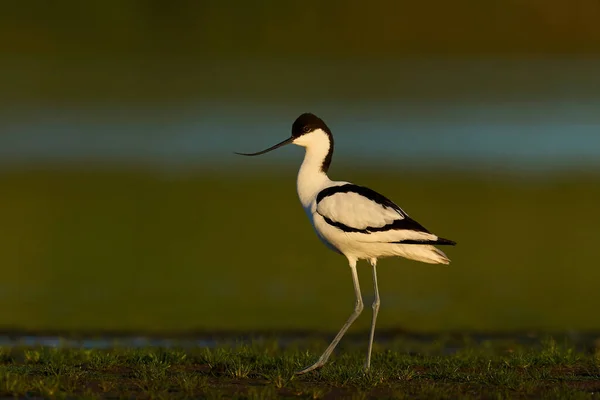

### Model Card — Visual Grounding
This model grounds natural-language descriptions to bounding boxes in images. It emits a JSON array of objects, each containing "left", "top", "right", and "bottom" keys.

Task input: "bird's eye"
[{"left": 302, "top": 126, "right": 311, "bottom": 133}]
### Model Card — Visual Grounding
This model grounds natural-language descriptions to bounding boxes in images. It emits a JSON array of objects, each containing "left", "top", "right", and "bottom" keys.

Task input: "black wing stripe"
[
  {"left": 321, "top": 215, "right": 430, "bottom": 234},
  {"left": 321, "top": 216, "right": 364, "bottom": 233},
  {"left": 395, "top": 238, "right": 457, "bottom": 246}
]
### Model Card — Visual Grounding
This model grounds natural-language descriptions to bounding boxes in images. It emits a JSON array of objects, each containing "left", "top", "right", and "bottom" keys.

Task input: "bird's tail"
[
  {"left": 434, "top": 237, "right": 457, "bottom": 246},
  {"left": 393, "top": 244, "right": 453, "bottom": 265}
]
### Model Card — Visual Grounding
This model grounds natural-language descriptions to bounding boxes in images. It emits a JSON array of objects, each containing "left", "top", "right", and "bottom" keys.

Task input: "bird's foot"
[
  {"left": 363, "top": 360, "right": 371, "bottom": 374},
  {"left": 295, "top": 359, "right": 326, "bottom": 375}
]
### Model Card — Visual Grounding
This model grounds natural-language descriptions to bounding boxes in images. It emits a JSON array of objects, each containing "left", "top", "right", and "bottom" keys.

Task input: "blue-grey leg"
[
  {"left": 295, "top": 257, "right": 364, "bottom": 375},
  {"left": 364, "top": 258, "right": 380, "bottom": 371}
]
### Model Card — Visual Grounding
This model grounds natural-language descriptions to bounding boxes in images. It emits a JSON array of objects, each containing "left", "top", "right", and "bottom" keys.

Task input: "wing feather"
[{"left": 315, "top": 184, "right": 437, "bottom": 243}]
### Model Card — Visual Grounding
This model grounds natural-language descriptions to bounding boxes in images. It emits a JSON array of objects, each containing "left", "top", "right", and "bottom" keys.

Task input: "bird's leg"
[
  {"left": 364, "top": 258, "right": 380, "bottom": 372},
  {"left": 295, "top": 258, "right": 363, "bottom": 375}
]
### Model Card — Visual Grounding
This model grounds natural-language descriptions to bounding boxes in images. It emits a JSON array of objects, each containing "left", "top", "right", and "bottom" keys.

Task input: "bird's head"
[{"left": 235, "top": 113, "right": 333, "bottom": 156}]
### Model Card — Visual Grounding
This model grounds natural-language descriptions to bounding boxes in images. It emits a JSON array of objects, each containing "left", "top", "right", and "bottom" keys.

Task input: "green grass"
[
  {"left": 1, "top": 166, "right": 600, "bottom": 334},
  {"left": 0, "top": 337, "right": 599, "bottom": 399}
]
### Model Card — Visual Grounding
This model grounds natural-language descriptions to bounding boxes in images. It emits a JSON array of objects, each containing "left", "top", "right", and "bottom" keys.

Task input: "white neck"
[{"left": 295, "top": 131, "right": 332, "bottom": 208}]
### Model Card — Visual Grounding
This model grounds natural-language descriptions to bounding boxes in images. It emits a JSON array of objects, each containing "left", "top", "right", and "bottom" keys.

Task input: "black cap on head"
[
  {"left": 292, "top": 113, "right": 332, "bottom": 138},
  {"left": 291, "top": 113, "right": 334, "bottom": 173},
  {"left": 236, "top": 112, "right": 335, "bottom": 173}
]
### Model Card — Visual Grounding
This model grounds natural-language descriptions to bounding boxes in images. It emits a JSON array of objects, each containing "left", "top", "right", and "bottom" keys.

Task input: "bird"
[{"left": 235, "top": 113, "right": 455, "bottom": 374}]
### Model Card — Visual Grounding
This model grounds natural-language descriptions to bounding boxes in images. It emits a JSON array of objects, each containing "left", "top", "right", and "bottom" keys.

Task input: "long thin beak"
[{"left": 234, "top": 137, "right": 294, "bottom": 156}]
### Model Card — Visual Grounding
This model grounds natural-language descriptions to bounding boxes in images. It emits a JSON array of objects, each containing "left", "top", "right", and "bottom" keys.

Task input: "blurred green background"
[{"left": 1, "top": 1, "right": 600, "bottom": 335}]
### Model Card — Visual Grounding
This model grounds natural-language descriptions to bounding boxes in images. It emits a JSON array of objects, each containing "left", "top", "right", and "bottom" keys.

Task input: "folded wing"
[{"left": 316, "top": 184, "right": 447, "bottom": 244}]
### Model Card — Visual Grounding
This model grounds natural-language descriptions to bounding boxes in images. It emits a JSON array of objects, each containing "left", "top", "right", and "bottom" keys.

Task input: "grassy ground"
[
  {"left": 1, "top": 167, "right": 600, "bottom": 334},
  {"left": 0, "top": 336, "right": 599, "bottom": 399}
]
